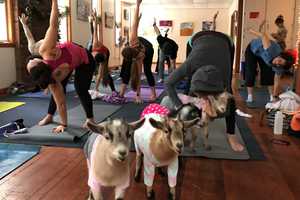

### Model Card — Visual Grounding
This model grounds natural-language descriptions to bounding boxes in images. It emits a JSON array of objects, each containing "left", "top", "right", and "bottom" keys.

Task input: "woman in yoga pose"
[
  {"left": 87, "top": 10, "right": 118, "bottom": 99},
  {"left": 26, "top": 0, "right": 96, "bottom": 133},
  {"left": 164, "top": 31, "right": 244, "bottom": 152},
  {"left": 119, "top": 0, "right": 157, "bottom": 103}
]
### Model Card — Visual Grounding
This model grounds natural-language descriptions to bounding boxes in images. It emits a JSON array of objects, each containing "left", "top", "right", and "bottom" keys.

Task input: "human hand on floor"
[
  {"left": 135, "top": 96, "right": 143, "bottom": 104},
  {"left": 52, "top": 125, "right": 66, "bottom": 133}
]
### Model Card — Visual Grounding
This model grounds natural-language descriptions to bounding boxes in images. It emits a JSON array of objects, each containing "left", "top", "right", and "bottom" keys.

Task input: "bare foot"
[
  {"left": 83, "top": 118, "right": 96, "bottom": 129},
  {"left": 227, "top": 134, "right": 244, "bottom": 152},
  {"left": 38, "top": 114, "right": 53, "bottom": 126}
]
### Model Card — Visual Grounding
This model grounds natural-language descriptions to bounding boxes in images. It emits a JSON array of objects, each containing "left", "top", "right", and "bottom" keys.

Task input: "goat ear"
[
  {"left": 149, "top": 118, "right": 165, "bottom": 130},
  {"left": 183, "top": 117, "right": 200, "bottom": 128},
  {"left": 129, "top": 118, "right": 145, "bottom": 131},
  {"left": 87, "top": 121, "right": 105, "bottom": 134}
]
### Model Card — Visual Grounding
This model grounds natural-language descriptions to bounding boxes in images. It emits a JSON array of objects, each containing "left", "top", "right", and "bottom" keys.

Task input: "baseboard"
[{"left": 0, "top": 87, "right": 8, "bottom": 96}]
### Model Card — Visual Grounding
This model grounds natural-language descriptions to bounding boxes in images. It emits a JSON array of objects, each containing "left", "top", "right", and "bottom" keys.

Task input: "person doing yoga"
[
  {"left": 119, "top": 0, "right": 157, "bottom": 103},
  {"left": 164, "top": 31, "right": 244, "bottom": 152},
  {"left": 26, "top": 0, "right": 96, "bottom": 133},
  {"left": 87, "top": 10, "right": 117, "bottom": 97}
]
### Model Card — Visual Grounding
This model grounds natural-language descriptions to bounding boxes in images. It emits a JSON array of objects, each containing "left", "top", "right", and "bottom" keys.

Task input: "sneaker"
[
  {"left": 4, "top": 128, "right": 28, "bottom": 137},
  {"left": 157, "top": 79, "right": 164, "bottom": 84}
]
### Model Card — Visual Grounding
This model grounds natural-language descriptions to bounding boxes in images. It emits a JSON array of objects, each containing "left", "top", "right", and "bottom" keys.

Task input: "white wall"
[
  {"left": 138, "top": 6, "right": 229, "bottom": 63},
  {"left": 0, "top": 48, "right": 16, "bottom": 88},
  {"left": 70, "top": 1, "right": 90, "bottom": 46},
  {"left": 241, "top": 0, "right": 296, "bottom": 61}
]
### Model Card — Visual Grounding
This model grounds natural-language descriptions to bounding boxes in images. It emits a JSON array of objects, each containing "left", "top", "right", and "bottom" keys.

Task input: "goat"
[
  {"left": 192, "top": 91, "right": 233, "bottom": 150},
  {"left": 133, "top": 103, "right": 200, "bottom": 200},
  {"left": 84, "top": 118, "right": 145, "bottom": 200}
]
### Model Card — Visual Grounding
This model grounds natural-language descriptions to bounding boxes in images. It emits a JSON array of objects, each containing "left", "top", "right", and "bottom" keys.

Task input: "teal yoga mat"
[{"left": 0, "top": 143, "right": 40, "bottom": 179}]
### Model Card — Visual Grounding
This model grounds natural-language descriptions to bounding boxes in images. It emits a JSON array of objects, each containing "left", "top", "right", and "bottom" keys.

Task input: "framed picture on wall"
[
  {"left": 77, "top": 0, "right": 91, "bottom": 21},
  {"left": 105, "top": 12, "right": 114, "bottom": 29},
  {"left": 123, "top": 9, "right": 129, "bottom": 21},
  {"left": 180, "top": 22, "right": 193, "bottom": 36}
]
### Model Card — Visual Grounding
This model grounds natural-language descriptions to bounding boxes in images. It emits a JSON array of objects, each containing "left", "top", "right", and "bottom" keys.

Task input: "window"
[
  {"left": 0, "top": 0, "right": 14, "bottom": 45},
  {"left": 58, "top": 0, "right": 71, "bottom": 42}
]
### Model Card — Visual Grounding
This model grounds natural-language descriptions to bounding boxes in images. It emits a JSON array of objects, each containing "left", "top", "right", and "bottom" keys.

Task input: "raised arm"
[
  {"left": 92, "top": 13, "right": 99, "bottom": 49},
  {"left": 97, "top": 16, "right": 104, "bottom": 44},
  {"left": 130, "top": 0, "right": 142, "bottom": 43},
  {"left": 39, "top": 0, "right": 59, "bottom": 55},
  {"left": 19, "top": 14, "right": 36, "bottom": 51},
  {"left": 153, "top": 18, "right": 161, "bottom": 36},
  {"left": 212, "top": 11, "right": 219, "bottom": 31}
]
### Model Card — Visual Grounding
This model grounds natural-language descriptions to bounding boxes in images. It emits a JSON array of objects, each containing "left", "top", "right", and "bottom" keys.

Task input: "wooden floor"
[{"left": 1, "top": 82, "right": 300, "bottom": 200}]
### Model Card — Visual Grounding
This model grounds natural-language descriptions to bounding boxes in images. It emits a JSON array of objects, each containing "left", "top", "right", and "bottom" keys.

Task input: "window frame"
[{"left": 0, "top": 0, "right": 15, "bottom": 47}]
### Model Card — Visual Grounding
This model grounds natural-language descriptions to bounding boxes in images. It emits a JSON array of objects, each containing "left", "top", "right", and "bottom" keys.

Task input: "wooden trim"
[
  {"left": 0, "top": 0, "right": 15, "bottom": 45},
  {"left": 67, "top": 0, "right": 72, "bottom": 41},
  {"left": 234, "top": 0, "right": 244, "bottom": 74},
  {"left": 0, "top": 42, "right": 15, "bottom": 47}
]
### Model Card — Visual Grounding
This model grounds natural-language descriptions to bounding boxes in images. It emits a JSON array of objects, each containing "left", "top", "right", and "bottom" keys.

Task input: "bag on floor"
[
  {"left": 266, "top": 110, "right": 292, "bottom": 130},
  {"left": 265, "top": 91, "right": 300, "bottom": 112},
  {"left": 0, "top": 119, "right": 27, "bottom": 137}
]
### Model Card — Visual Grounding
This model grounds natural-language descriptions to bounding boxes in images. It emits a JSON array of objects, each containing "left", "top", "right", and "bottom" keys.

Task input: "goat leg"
[
  {"left": 168, "top": 187, "right": 176, "bottom": 200},
  {"left": 134, "top": 154, "right": 143, "bottom": 182},
  {"left": 202, "top": 125, "right": 211, "bottom": 150},
  {"left": 115, "top": 187, "right": 125, "bottom": 200},
  {"left": 89, "top": 188, "right": 103, "bottom": 200},
  {"left": 146, "top": 186, "right": 155, "bottom": 199}
]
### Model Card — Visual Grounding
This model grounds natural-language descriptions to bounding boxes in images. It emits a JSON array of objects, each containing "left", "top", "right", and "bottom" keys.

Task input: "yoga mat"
[
  {"left": 182, "top": 118, "right": 250, "bottom": 160},
  {"left": 125, "top": 87, "right": 164, "bottom": 102},
  {"left": 0, "top": 143, "right": 40, "bottom": 179},
  {"left": 18, "top": 84, "right": 75, "bottom": 98},
  {"left": 2, "top": 104, "right": 121, "bottom": 148},
  {"left": 0, "top": 102, "right": 25, "bottom": 113},
  {"left": 111, "top": 102, "right": 264, "bottom": 160},
  {"left": 239, "top": 87, "right": 270, "bottom": 109}
]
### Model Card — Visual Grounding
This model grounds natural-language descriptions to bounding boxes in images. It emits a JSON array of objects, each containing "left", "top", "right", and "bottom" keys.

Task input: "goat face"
[
  {"left": 87, "top": 118, "right": 145, "bottom": 162},
  {"left": 175, "top": 103, "right": 202, "bottom": 121},
  {"left": 206, "top": 92, "right": 232, "bottom": 117},
  {"left": 149, "top": 117, "right": 200, "bottom": 154}
]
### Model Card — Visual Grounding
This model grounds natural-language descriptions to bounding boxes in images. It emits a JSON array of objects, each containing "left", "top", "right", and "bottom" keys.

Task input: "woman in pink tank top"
[{"left": 26, "top": 0, "right": 96, "bottom": 133}]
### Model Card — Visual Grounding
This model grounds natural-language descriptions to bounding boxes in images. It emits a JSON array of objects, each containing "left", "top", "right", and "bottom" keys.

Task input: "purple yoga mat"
[{"left": 125, "top": 87, "right": 164, "bottom": 102}]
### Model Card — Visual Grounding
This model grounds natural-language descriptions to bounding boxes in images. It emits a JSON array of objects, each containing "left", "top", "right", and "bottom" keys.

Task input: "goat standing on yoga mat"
[
  {"left": 85, "top": 118, "right": 145, "bottom": 200},
  {"left": 26, "top": 0, "right": 96, "bottom": 133},
  {"left": 134, "top": 104, "right": 199, "bottom": 200}
]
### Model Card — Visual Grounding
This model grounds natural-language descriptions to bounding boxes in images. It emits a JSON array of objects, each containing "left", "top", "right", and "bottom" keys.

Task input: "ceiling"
[{"left": 124, "top": 0, "right": 234, "bottom": 8}]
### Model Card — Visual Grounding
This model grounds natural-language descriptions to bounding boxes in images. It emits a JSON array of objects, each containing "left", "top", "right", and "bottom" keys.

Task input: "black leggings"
[
  {"left": 244, "top": 45, "right": 274, "bottom": 87},
  {"left": 48, "top": 50, "right": 96, "bottom": 119},
  {"left": 121, "top": 47, "right": 155, "bottom": 87}
]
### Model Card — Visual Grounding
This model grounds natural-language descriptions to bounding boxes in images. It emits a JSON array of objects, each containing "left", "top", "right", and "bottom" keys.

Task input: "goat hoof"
[
  {"left": 157, "top": 167, "right": 166, "bottom": 177},
  {"left": 146, "top": 190, "right": 155, "bottom": 200},
  {"left": 134, "top": 173, "right": 141, "bottom": 182},
  {"left": 116, "top": 198, "right": 123, "bottom": 200},
  {"left": 168, "top": 192, "right": 175, "bottom": 200}
]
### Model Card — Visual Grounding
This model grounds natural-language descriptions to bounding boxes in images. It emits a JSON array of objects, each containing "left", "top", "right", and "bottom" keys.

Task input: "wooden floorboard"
[{"left": 1, "top": 86, "right": 300, "bottom": 199}]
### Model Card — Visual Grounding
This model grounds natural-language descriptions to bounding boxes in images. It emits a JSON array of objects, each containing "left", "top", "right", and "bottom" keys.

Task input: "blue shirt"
[{"left": 250, "top": 38, "right": 282, "bottom": 66}]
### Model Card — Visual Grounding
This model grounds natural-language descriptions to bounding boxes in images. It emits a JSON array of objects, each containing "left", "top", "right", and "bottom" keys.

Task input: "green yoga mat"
[
  {"left": 0, "top": 102, "right": 25, "bottom": 113},
  {"left": 0, "top": 143, "right": 40, "bottom": 179}
]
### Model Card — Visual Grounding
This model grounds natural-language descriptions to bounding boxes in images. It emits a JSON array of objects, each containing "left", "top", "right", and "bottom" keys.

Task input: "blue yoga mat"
[
  {"left": 0, "top": 143, "right": 40, "bottom": 179},
  {"left": 19, "top": 84, "right": 75, "bottom": 98}
]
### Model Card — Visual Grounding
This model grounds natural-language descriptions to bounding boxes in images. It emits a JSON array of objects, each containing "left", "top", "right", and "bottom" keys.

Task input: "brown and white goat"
[
  {"left": 191, "top": 91, "right": 233, "bottom": 150},
  {"left": 84, "top": 118, "right": 145, "bottom": 200},
  {"left": 133, "top": 114, "right": 199, "bottom": 200}
]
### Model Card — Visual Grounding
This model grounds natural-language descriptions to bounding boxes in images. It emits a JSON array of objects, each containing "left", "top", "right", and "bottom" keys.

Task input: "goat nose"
[
  {"left": 119, "top": 150, "right": 127, "bottom": 157},
  {"left": 176, "top": 143, "right": 183, "bottom": 149}
]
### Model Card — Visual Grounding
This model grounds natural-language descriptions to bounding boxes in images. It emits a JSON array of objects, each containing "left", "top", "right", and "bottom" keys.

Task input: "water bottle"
[{"left": 274, "top": 111, "right": 284, "bottom": 135}]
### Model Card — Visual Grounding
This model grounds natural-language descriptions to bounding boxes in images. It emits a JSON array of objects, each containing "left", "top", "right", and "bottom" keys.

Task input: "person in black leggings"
[
  {"left": 164, "top": 31, "right": 244, "bottom": 152},
  {"left": 86, "top": 10, "right": 116, "bottom": 96},
  {"left": 121, "top": 36, "right": 157, "bottom": 101}
]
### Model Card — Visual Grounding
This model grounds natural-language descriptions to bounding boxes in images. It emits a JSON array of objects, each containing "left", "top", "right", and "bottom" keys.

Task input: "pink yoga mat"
[{"left": 125, "top": 87, "right": 164, "bottom": 102}]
